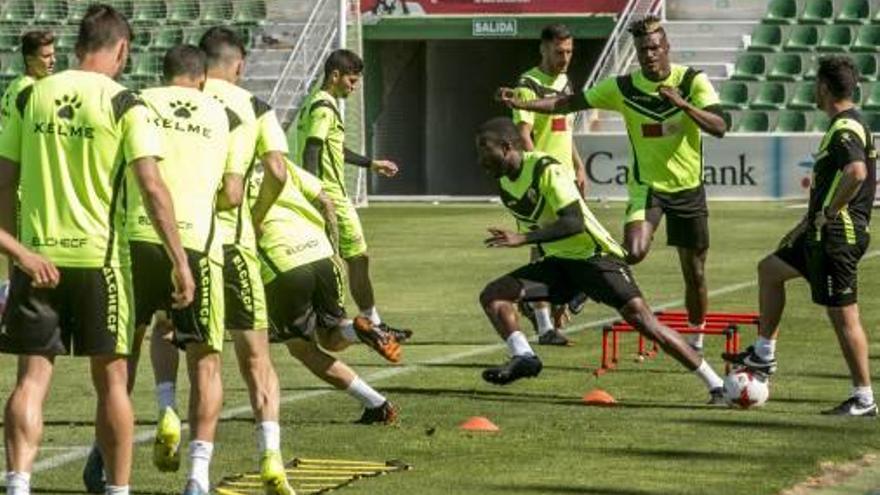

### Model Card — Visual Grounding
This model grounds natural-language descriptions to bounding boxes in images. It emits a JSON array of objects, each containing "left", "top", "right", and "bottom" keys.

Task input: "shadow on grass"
[
  {"left": 379, "top": 385, "right": 583, "bottom": 407},
  {"left": 34, "top": 489, "right": 173, "bottom": 495},
  {"left": 601, "top": 446, "right": 746, "bottom": 461},
  {"left": 476, "top": 482, "right": 662, "bottom": 494},
  {"left": 396, "top": 340, "right": 496, "bottom": 346},
  {"left": 673, "top": 417, "right": 876, "bottom": 432}
]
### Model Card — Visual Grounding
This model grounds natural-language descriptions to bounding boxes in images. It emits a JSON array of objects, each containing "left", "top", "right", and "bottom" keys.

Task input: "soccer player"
[
  {"left": 475, "top": 117, "right": 724, "bottom": 404},
  {"left": 253, "top": 158, "right": 400, "bottom": 423},
  {"left": 724, "top": 56, "right": 878, "bottom": 416},
  {"left": 498, "top": 15, "right": 727, "bottom": 354},
  {"left": 295, "top": 49, "right": 410, "bottom": 342},
  {"left": 0, "top": 5, "right": 195, "bottom": 495},
  {"left": 0, "top": 30, "right": 55, "bottom": 128},
  {"left": 511, "top": 23, "right": 588, "bottom": 346}
]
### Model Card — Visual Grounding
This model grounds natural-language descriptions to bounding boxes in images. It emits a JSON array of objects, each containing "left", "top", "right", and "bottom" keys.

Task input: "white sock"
[
  {"left": 755, "top": 336, "right": 776, "bottom": 361},
  {"left": 105, "top": 486, "right": 129, "bottom": 495},
  {"left": 687, "top": 321, "right": 705, "bottom": 350},
  {"left": 256, "top": 421, "right": 281, "bottom": 453},
  {"left": 853, "top": 386, "right": 875, "bottom": 404},
  {"left": 360, "top": 307, "right": 382, "bottom": 326},
  {"left": 156, "top": 381, "right": 176, "bottom": 413},
  {"left": 505, "top": 331, "right": 535, "bottom": 357},
  {"left": 533, "top": 304, "right": 554, "bottom": 335},
  {"left": 5, "top": 471, "right": 30, "bottom": 495},
  {"left": 346, "top": 376, "right": 387, "bottom": 408},
  {"left": 188, "top": 440, "right": 214, "bottom": 492},
  {"left": 694, "top": 360, "right": 724, "bottom": 391},
  {"left": 339, "top": 320, "right": 358, "bottom": 343}
]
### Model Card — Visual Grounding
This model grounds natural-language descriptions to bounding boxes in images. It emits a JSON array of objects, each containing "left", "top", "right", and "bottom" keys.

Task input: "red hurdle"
[{"left": 594, "top": 311, "right": 759, "bottom": 377}]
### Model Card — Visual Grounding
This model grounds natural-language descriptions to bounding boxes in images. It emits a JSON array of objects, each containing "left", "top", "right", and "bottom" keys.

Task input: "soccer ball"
[{"left": 722, "top": 369, "right": 770, "bottom": 408}]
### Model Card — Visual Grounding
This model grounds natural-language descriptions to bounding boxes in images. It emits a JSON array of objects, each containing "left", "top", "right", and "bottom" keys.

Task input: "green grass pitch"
[{"left": 8, "top": 202, "right": 880, "bottom": 494}]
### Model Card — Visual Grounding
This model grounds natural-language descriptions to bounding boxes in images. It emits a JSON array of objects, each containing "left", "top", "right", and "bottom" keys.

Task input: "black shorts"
[
  {"left": 265, "top": 257, "right": 346, "bottom": 343},
  {"left": 0, "top": 265, "right": 132, "bottom": 356},
  {"left": 130, "top": 241, "right": 224, "bottom": 349},
  {"left": 223, "top": 244, "right": 268, "bottom": 331},
  {"left": 508, "top": 255, "right": 642, "bottom": 310},
  {"left": 774, "top": 229, "right": 869, "bottom": 307},
  {"left": 628, "top": 185, "right": 710, "bottom": 250}
]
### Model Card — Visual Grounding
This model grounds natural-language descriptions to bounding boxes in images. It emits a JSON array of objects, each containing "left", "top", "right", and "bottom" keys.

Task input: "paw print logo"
[
  {"left": 55, "top": 94, "right": 82, "bottom": 120},
  {"left": 170, "top": 100, "right": 197, "bottom": 119}
]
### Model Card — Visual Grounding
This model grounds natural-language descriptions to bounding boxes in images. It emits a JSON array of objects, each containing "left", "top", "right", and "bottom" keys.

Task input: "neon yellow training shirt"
[
  {"left": 0, "top": 74, "right": 35, "bottom": 129},
  {"left": 512, "top": 66, "right": 575, "bottom": 173},
  {"left": 294, "top": 90, "right": 347, "bottom": 198}
]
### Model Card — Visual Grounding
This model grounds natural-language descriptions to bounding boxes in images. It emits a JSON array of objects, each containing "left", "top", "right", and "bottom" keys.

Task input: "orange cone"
[
  {"left": 459, "top": 416, "right": 500, "bottom": 432},
  {"left": 582, "top": 388, "right": 616, "bottom": 406}
]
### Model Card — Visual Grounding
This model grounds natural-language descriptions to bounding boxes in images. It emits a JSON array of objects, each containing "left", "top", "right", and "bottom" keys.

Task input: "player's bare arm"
[
  {"left": 131, "top": 156, "right": 195, "bottom": 308},
  {"left": 657, "top": 85, "right": 727, "bottom": 138},
  {"left": 497, "top": 87, "right": 591, "bottom": 115},
  {"left": 312, "top": 190, "right": 339, "bottom": 252},
  {"left": 251, "top": 150, "right": 287, "bottom": 231},
  {"left": 814, "top": 159, "right": 867, "bottom": 230},
  {"left": 215, "top": 173, "right": 244, "bottom": 211},
  {"left": 572, "top": 145, "right": 588, "bottom": 197},
  {"left": 485, "top": 202, "right": 585, "bottom": 248}
]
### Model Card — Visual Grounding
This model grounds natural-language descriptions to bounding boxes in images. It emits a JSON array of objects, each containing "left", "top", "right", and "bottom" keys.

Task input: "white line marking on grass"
[{"left": 32, "top": 250, "right": 880, "bottom": 474}]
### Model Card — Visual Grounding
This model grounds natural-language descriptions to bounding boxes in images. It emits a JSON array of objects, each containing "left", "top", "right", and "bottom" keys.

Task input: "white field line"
[{"left": 33, "top": 250, "right": 880, "bottom": 473}]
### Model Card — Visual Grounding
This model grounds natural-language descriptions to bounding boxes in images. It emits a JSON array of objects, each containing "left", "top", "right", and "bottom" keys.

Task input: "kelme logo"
[
  {"left": 55, "top": 94, "right": 82, "bottom": 120},
  {"left": 170, "top": 100, "right": 197, "bottom": 119}
]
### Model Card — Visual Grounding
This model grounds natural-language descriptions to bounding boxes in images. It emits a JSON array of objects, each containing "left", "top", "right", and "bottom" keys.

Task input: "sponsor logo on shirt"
[
  {"left": 551, "top": 117, "right": 567, "bottom": 132},
  {"left": 31, "top": 236, "right": 88, "bottom": 248}
]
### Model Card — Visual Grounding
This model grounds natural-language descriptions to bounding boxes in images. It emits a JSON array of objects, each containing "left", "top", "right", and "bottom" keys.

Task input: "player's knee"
[
  {"left": 317, "top": 331, "right": 348, "bottom": 352},
  {"left": 757, "top": 255, "right": 781, "bottom": 283},
  {"left": 479, "top": 277, "right": 519, "bottom": 309}
]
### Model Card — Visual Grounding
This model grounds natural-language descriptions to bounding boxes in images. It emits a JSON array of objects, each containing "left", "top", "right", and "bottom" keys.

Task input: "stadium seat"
[
  {"left": 67, "top": 0, "right": 90, "bottom": 23},
  {"left": 734, "top": 111, "right": 770, "bottom": 132},
  {"left": 864, "top": 112, "right": 880, "bottom": 132},
  {"left": 129, "top": 52, "right": 162, "bottom": 80},
  {"left": 803, "top": 54, "right": 820, "bottom": 79},
  {"left": 863, "top": 82, "right": 880, "bottom": 110},
  {"left": 721, "top": 111, "right": 735, "bottom": 131},
  {"left": 811, "top": 112, "right": 831, "bottom": 131},
  {"left": 55, "top": 30, "right": 77, "bottom": 52},
  {"left": 232, "top": 0, "right": 267, "bottom": 25},
  {"left": 767, "top": 53, "right": 803, "bottom": 81},
  {"left": 1, "top": 54, "right": 24, "bottom": 76},
  {"left": 799, "top": 0, "right": 834, "bottom": 25},
  {"left": 201, "top": 0, "right": 233, "bottom": 23},
  {"left": 817, "top": 25, "right": 853, "bottom": 51},
  {"left": 130, "top": 30, "right": 152, "bottom": 52},
  {"left": 853, "top": 53, "right": 878, "bottom": 80},
  {"left": 775, "top": 110, "right": 808, "bottom": 131},
  {"left": 748, "top": 25, "right": 783, "bottom": 52},
  {"left": 719, "top": 81, "right": 750, "bottom": 110},
  {"left": 167, "top": 0, "right": 200, "bottom": 24},
  {"left": 0, "top": 0, "right": 35, "bottom": 23},
  {"left": 183, "top": 26, "right": 209, "bottom": 46},
  {"left": 132, "top": 0, "right": 166, "bottom": 24},
  {"left": 0, "top": 31, "right": 18, "bottom": 52},
  {"left": 835, "top": 0, "right": 870, "bottom": 24},
  {"left": 234, "top": 26, "right": 255, "bottom": 49},
  {"left": 783, "top": 25, "right": 819, "bottom": 51},
  {"left": 764, "top": 0, "right": 797, "bottom": 25},
  {"left": 152, "top": 28, "right": 183, "bottom": 51},
  {"left": 751, "top": 82, "right": 787, "bottom": 110},
  {"left": 731, "top": 53, "right": 766, "bottom": 81},
  {"left": 53, "top": 51, "right": 70, "bottom": 71},
  {"left": 851, "top": 25, "right": 880, "bottom": 52},
  {"left": 788, "top": 81, "right": 817, "bottom": 109},
  {"left": 35, "top": 0, "right": 68, "bottom": 24}
]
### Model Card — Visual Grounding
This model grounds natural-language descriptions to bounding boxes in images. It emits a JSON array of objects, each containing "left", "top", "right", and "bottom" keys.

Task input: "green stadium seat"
[
  {"left": 836, "top": 0, "right": 870, "bottom": 24},
  {"left": 731, "top": 53, "right": 766, "bottom": 81},
  {"left": 863, "top": 82, "right": 880, "bottom": 110},
  {"left": 767, "top": 53, "right": 803, "bottom": 81},
  {"left": 132, "top": 0, "right": 166, "bottom": 24},
  {"left": 168, "top": 0, "right": 199, "bottom": 24},
  {"left": 749, "top": 25, "right": 783, "bottom": 52},
  {"left": 232, "top": 0, "right": 267, "bottom": 25},
  {"left": 811, "top": 112, "right": 831, "bottom": 131},
  {"left": 817, "top": 25, "right": 853, "bottom": 51},
  {"left": 152, "top": 28, "right": 183, "bottom": 51},
  {"left": 130, "top": 30, "right": 152, "bottom": 51},
  {"left": 234, "top": 26, "right": 255, "bottom": 49},
  {"left": 803, "top": 54, "right": 821, "bottom": 79},
  {"left": 0, "top": 0, "right": 35, "bottom": 23},
  {"left": 853, "top": 53, "right": 878, "bottom": 80},
  {"left": 201, "top": 0, "right": 233, "bottom": 23},
  {"left": 851, "top": 25, "right": 880, "bottom": 52},
  {"left": 35, "top": 0, "right": 68, "bottom": 24},
  {"left": 53, "top": 51, "right": 70, "bottom": 71},
  {"left": 800, "top": 0, "right": 834, "bottom": 25},
  {"left": 67, "top": 0, "right": 89, "bottom": 23},
  {"left": 1, "top": 54, "right": 24, "bottom": 76},
  {"left": 719, "top": 81, "right": 750, "bottom": 110},
  {"left": 864, "top": 112, "right": 880, "bottom": 132},
  {"left": 0, "top": 31, "right": 19, "bottom": 52},
  {"left": 775, "top": 110, "right": 808, "bottom": 131},
  {"left": 735, "top": 111, "right": 770, "bottom": 132},
  {"left": 751, "top": 82, "right": 787, "bottom": 110},
  {"left": 129, "top": 51, "right": 161, "bottom": 80},
  {"left": 55, "top": 31, "right": 77, "bottom": 52},
  {"left": 764, "top": 0, "right": 797, "bottom": 25},
  {"left": 721, "top": 111, "right": 735, "bottom": 131},
  {"left": 183, "top": 26, "right": 209, "bottom": 46},
  {"left": 788, "top": 81, "right": 817, "bottom": 110},
  {"left": 783, "top": 25, "right": 819, "bottom": 52}
]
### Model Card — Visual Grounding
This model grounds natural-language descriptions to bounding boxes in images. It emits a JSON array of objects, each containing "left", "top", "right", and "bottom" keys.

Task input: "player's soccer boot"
[
  {"left": 707, "top": 387, "right": 726, "bottom": 406},
  {"left": 537, "top": 329, "right": 572, "bottom": 346},
  {"left": 379, "top": 322, "right": 413, "bottom": 343},
  {"left": 721, "top": 346, "right": 777, "bottom": 375},
  {"left": 568, "top": 292, "right": 589, "bottom": 315},
  {"left": 355, "top": 400, "right": 399, "bottom": 425},
  {"left": 482, "top": 354, "right": 543, "bottom": 385},
  {"left": 260, "top": 450, "right": 296, "bottom": 494},
  {"left": 182, "top": 479, "right": 210, "bottom": 495},
  {"left": 81, "top": 445, "right": 106, "bottom": 494},
  {"left": 153, "top": 406, "right": 182, "bottom": 472},
  {"left": 353, "top": 316, "right": 401, "bottom": 363},
  {"left": 821, "top": 396, "right": 879, "bottom": 417}
]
